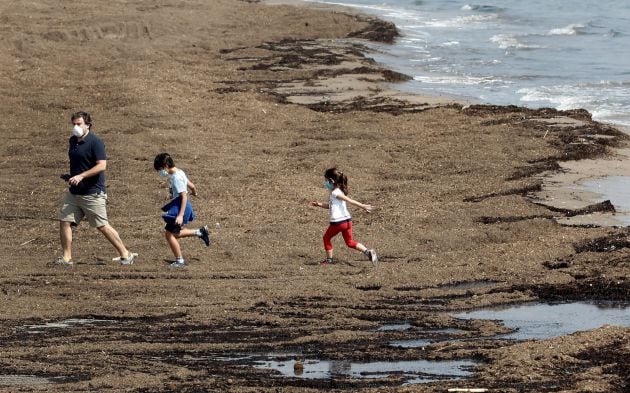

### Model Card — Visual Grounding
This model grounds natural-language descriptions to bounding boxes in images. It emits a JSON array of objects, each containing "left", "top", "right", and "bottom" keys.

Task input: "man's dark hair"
[
  {"left": 154, "top": 153, "right": 175, "bottom": 170},
  {"left": 71, "top": 111, "right": 92, "bottom": 129}
]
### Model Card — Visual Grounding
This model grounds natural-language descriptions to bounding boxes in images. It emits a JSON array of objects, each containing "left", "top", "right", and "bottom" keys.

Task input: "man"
[{"left": 52, "top": 111, "right": 137, "bottom": 266}]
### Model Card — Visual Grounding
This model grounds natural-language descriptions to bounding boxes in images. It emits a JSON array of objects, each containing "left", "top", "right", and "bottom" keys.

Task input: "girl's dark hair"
[
  {"left": 154, "top": 153, "right": 175, "bottom": 170},
  {"left": 71, "top": 111, "right": 92, "bottom": 129},
  {"left": 324, "top": 167, "right": 348, "bottom": 195}
]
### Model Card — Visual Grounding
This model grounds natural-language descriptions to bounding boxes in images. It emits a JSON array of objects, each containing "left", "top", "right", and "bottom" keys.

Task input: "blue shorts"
[{"left": 161, "top": 196, "right": 195, "bottom": 234}]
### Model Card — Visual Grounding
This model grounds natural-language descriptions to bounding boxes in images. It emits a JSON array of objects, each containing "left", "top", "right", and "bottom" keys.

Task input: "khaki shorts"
[{"left": 58, "top": 192, "right": 109, "bottom": 228}]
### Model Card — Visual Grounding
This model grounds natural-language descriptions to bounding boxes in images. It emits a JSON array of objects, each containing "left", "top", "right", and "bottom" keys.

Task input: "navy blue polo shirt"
[{"left": 68, "top": 131, "right": 107, "bottom": 195}]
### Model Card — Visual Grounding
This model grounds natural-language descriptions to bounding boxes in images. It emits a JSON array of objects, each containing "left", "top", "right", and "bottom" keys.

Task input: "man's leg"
[
  {"left": 97, "top": 224, "right": 129, "bottom": 259},
  {"left": 60, "top": 221, "right": 73, "bottom": 261}
]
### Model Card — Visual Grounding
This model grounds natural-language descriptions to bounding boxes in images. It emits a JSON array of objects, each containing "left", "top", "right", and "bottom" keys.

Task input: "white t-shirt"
[
  {"left": 329, "top": 188, "right": 352, "bottom": 223},
  {"left": 169, "top": 169, "right": 189, "bottom": 198}
]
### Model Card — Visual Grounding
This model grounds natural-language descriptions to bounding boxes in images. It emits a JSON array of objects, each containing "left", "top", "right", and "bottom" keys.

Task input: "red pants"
[{"left": 323, "top": 220, "right": 358, "bottom": 251}]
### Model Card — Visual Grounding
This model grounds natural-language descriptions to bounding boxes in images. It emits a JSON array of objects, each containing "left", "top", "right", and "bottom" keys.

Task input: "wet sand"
[{"left": 0, "top": 0, "right": 628, "bottom": 392}]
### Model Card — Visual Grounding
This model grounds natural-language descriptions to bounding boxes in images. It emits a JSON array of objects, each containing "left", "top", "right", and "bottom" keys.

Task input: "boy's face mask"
[
  {"left": 324, "top": 179, "right": 334, "bottom": 190},
  {"left": 159, "top": 169, "right": 169, "bottom": 177}
]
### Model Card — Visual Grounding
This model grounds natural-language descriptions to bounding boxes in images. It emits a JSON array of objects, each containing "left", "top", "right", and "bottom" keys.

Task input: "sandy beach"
[{"left": 0, "top": 0, "right": 628, "bottom": 391}]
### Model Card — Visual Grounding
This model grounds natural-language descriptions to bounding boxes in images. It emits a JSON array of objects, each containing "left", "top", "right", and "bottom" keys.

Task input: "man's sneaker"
[
  {"left": 199, "top": 225, "right": 211, "bottom": 247},
  {"left": 169, "top": 260, "right": 186, "bottom": 269},
  {"left": 367, "top": 250, "right": 378, "bottom": 266},
  {"left": 48, "top": 256, "right": 73, "bottom": 266},
  {"left": 120, "top": 252, "right": 138, "bottom": 265}
]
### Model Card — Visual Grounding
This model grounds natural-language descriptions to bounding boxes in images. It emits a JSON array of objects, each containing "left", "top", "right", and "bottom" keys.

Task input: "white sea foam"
[
  {"left": 461, "top": 4, "right": 504, "bottom": 12},
  {"left": 490, "top": 34, "right": 541, "bottom": 49},
  {"left": 414, "top": 74, "right": 504, "bottom": 86},
  {"left": 424, "top": 13, "right": 498, "bottom": 28},
  {"left": 547, "top": 23, "right": 587, "bottom": 36}
]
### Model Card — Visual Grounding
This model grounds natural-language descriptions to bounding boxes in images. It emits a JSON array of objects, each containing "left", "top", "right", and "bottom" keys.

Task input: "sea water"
[{"left": 301, "top": 0, "right": 630, "bottom": 127}]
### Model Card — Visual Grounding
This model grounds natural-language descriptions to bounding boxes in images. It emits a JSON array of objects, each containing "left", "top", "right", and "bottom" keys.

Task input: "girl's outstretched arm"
[
  {"left": 336, "top": 194, "right": 372, "bottom": 213},
  {"left": 309, "top": 201, "right": 329, "bottom": 209}
]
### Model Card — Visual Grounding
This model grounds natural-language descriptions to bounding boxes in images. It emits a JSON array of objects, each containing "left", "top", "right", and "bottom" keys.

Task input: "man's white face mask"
[{"left": 72, "top": 124, "right": 85, "bottom": 138}]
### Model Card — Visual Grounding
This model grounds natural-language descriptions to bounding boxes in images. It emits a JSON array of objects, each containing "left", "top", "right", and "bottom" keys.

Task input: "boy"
[{"left": 154, "top": 153, "right": 210, "bottom": 268}]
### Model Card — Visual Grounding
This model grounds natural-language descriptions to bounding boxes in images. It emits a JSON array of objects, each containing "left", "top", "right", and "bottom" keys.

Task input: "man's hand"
[
  {"left": 175, "top": 215, "right": 184, "bottom": 226},
  {"left": 69, "top": 174, "right": 84, "bottom": 186}
]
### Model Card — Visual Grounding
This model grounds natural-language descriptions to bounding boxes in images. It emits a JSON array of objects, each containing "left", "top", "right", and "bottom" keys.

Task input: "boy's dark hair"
[
  {"left": 154, "top": 153, "right": 175, "bottom": 170},
  {"left": 71, "top": 111, "right": 92, "bottom": 129},
  {"left": 324, "top": 167, "right": 348, "bottom": 195}
]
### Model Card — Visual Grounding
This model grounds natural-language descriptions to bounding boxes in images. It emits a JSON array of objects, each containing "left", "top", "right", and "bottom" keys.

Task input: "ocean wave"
[
  {"left": 518, "top": 83, "right": 630, "bottom": 125},
  {"left": 423, "top": 13, "right": 499, "bottom": 28},
  {"left": 440, "top": 41, "right": 460, "bottom": 47},
  {"left": 490, "top": 34, "right": 541, "bottom": 49},
  {"left": 607, "top": 29, "right": 623, "bottom": 38},
  {"left": 461, "top": 4, "right": 504, "bottom": 13},
  {"left": 547, "top": 23, "right": 588, "bottom": 36},
  {"left": 414, "top": 74, "right": 505, "bottom": 86}
]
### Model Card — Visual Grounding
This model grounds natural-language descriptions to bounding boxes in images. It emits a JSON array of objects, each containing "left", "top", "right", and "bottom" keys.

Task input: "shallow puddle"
[
  {"left": 0, "top": 375, "right": 55, "bottom": 386},
  {"left": 389, "top": 328, "right": 466, "bottom": 348},
  {"left": 22, "top": 318, "right": 116, "bottom": 333},
  {"left": 439, "top": 280, "right": 499, "bottom": 291},
  {"left": 390, "top": 338, "right": 434, "bottom": 348},
  {"left": 578, "top": 176, "right": 630, "bottom": 224},
  {"left": 253, "top": 357, "right": 476, "bottom": 384},
  {"left": 454, "top": 301, "right": 630, "bottom": 340},
  {"left": 377, "top": 322, "right": 412, "bottom": 331}
]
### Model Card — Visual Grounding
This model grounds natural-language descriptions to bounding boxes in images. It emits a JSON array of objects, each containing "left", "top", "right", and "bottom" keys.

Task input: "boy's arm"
[
  {"left": 187, "top": 179, "right": 197, "bottom": 196},
  {"left": 176, "top": 191, "right": 188, "bottom": 225},
  {"left": 336, "top": 194, "right": 372, "bottom": 213}
]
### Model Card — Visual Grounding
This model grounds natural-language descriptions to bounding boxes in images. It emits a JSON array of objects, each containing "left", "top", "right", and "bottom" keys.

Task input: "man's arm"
[{"left": 69, "top": 160, "right": 106, "bottom": 186}]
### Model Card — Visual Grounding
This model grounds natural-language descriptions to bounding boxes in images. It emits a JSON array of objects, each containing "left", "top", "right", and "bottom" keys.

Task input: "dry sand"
[{"left": 0, "top": 0, "right": 628, "bottom": 392}]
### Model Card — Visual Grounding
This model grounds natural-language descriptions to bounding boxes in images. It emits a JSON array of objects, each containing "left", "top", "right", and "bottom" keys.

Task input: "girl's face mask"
[
  {"left": 159, "top": 169, "right": 169, "bottom": 177},
  {"left": 324, "top": 179, "right": 334, "bottom": 190}
]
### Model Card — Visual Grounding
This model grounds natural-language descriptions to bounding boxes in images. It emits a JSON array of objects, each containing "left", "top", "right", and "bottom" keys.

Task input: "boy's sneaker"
[
  {"left": 119, "top": 252, "right": 138, "bottom": 265},
  {"left": 366, "top": 250, "right": 378, "bottom": 266},
  {"left": 199, "top": 225, "right": 211, "bottom": 247},
  {"left": 169, "top": 260, "right": 186, "bottom": 269},
  {"left": 48, "top": 256, "right": 73, "bottom": 266}
]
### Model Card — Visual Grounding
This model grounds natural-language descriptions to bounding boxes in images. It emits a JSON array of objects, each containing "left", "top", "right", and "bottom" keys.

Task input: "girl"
[
  {"left": 154, "top": 153, "right": 210, "bottom": 268},
  {"left": 310, "top": 167, "right": 378, "bottom": 266}
]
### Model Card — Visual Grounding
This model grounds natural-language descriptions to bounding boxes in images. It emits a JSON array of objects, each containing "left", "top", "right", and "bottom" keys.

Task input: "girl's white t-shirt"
[
  {"left": 169, "top": 169, "right": 188, "bottom": 198},
  {"left": 329, "top": 188, "right": 351, "bottom": 223}
]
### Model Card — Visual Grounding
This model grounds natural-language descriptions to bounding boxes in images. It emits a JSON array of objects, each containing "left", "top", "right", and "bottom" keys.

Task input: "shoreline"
[{"left": 263, "top": 0, "right": 630, "bottom": 228}]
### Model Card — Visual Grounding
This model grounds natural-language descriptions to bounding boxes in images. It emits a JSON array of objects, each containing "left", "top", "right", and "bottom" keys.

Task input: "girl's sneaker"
[
  {"left": 320, "top": 257, "right": 334, "bottom": 266},
  {"left": 366, "top": 250, "right": 378, "bottom": 266}
]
